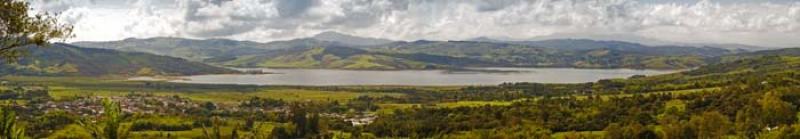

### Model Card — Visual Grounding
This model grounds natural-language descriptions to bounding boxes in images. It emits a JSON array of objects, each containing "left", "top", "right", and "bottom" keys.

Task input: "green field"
[{"left": 2, "top": 76, "right": 405, "bottom": 103}]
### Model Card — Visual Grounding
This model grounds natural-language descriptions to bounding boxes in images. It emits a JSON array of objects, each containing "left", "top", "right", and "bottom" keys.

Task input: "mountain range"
[
  {"left": 0, "top": 43, "right": 237, "bottom": 76},
  {"left": 311, "top": 31, "right": 394, "bottom": 46},
  {"left": 74, "top": 32, "right": 748, "bottom": 70},
  {"left": 2, "top": 31, "right": 795, "bottom": 76}
]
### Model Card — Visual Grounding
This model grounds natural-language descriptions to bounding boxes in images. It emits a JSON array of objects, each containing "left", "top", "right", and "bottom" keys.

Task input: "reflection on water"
[{"left": 159, "top": 67, "right": 675, "bottom": 86}]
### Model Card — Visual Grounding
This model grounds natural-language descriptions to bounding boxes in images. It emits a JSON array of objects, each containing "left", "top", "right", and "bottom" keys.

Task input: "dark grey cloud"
[{"left": 275, "top": 0, "right": 316, "bottom": 17}]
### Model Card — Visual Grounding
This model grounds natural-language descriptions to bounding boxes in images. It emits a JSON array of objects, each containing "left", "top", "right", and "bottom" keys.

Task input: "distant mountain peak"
[
  {"left": 311, "top": 31, "right": 393, "bottom": 46},
  {"left": 313, "top": 31, "right": 349, "bottom": 38}
]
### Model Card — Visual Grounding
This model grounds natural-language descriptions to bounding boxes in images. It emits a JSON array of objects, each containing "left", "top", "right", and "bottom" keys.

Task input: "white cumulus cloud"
[{"left": 28, "top": 0, "right": 800, "bottom": 47}]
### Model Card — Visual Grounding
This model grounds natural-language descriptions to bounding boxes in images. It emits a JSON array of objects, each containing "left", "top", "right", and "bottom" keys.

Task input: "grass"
[
  {"left": 159, "top": 89, "right": 403, "bottom": 104},
  {"left": 133, "top": 116, "right": 193, "bottom": 126},
  {"left": 48, "top": 116, "right": 280, "bottom": 139},
  {"left": 5, "top": 76, "right": 718, "bottom": 114},
  {"left": 665, "top": 99, "right": 686, "bottom": 112},
  {"left": 649, "top": 87, "right": 722, "bottom": 96},
  {"left": 376, "top": 103, "right": 420, "bottom": 114},
  {"left": 434, "top": 101, "right": 513, "bottom": 108},
  {"left": 47, "top": 124, "right": 92, "bottom": 138},
  {"left": 564, "top": 87, "right": 721, "bottom": 101},
  {"left": 127, "top": 120, "right": 280, "bottom": 139},
  {"left": 2, "top": 76, "right": 405, "bottom": 104},
  {"left": 374, "top": 101, "right": 515, "bottom": 115}
]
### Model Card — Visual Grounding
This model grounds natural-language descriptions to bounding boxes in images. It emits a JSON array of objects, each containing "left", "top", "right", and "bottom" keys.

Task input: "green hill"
[
  {"left": 312, "top": 31, "right": 393, "bottom": 46},
  {"left": 72, "top": 36, "right": 737, "bottom": 70},
  {"left": 213, "top": 45, "right": 492, "bottom": 70},
  {"left": 370, "top": 40, "right": 723, "bottom": 69},
  {"left": 613, "top": 48, "right": 800, "bottom": 93},
  {"left": 73, "top": 37, "right": 271, "bottom": 62},
  {"left": 714, "top": 48, "right": 800, "bottom": 63},
  {"left": 0, "top": 43, "right": 238, "bottom": 76},
  {"left": 519, "top": 39, "right": 732, "bottom": 56},
  {"left": 690, "top": 56, "right": 799, "bottom": 75}
]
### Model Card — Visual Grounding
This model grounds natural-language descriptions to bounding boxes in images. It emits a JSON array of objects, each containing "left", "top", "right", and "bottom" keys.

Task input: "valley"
[
  {"left": 4, "top": 0, "right": 799, "bottom": 138},
  {"left": 73, "top": 32, "right": 738, "bottom": 71},
  {"left": 1, "top": 46, "right": 799, "bottom": 138}
]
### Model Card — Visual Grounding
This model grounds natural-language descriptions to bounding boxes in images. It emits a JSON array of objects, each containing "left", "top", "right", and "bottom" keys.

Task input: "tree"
[
  {"left": 200, "top": 117, "right": 247, "bottom": 139},
  {"left": 307, "top": 113, "right": 321, "bottom": 136},
  {"left": 0, "top": 108, "right": 25, "bottom": 139},
  {"left": 291, "top": 107, "right": 308, "bottom": 137},
  {"left": 637, "top": 129, "right": 658, "bottom": 139},
  {"left": 734, "top": 106, "right": 764, "bottom": 138},
  {"left": 759, "top": 91, "right": 796, "bottom": 126},
  {"left": 605, "top": 122, "right": 650, "bottom": 139},
  {"left": 603, "top": 123, "right": 623, "bottom": 139},
  {"left": 248, "top": 122, "right": 272, "bottom": 139},
  {"left": 269, "top": 125, "right": 292, "bottom": 139},
  {"left": 620, "top": 122, "right": 644, "bottom": 139},
  {"left": 658, "top": 115, "right": 693, "bottom": 139},
  {"left": 689, "top": 111, "right": 731, "bottom": 138},
  {"left": 266, "top": 105, "right": 327, "bottom": 138},
  {"left": 1, "top": 0, "right": 73, "bottom": 62},
  {"left": 493, "top": 126, "right": 552, "bottom": 139},
  {"left": 29, "top": 110, "right": 75, "bottom": 138},
  {"left": 200, "top": 117, "right": 223, "bottom": 139},
  {"left": 203, "top": 102, "right": 217, "bottom": 111},
  {"left": 78, "top": 99, "right": 130, "bottom": 139}
]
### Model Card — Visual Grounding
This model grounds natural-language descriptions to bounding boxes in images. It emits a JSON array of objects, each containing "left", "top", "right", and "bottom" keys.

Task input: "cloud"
[
  {"left": 28, "top": 0, "right": 800, "bottom": 47},
  {"left": 475, "top": 0, "right": 519, "bottom": 12},
  {"left": 274, "top": 0, "right": 315, "bottom": 17}
]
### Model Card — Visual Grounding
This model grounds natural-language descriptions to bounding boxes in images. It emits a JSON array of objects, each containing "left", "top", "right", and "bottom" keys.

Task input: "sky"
[{"left": 29, "top": 0, "right": 800, "bottom": 48}]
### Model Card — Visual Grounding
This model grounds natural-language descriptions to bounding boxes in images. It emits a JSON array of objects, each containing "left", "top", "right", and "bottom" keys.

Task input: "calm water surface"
[{"left": 156, "top": 68, "right": 676, "bottom": 86}]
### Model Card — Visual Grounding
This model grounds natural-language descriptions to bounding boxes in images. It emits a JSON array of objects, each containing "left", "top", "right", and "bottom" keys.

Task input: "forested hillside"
[
  {"left": 371, "top": 40, "right": 723, "bottom": 69},
  {"left": 715, "top": 48, "right": 800, "bottom": 63},
  {"left": 73, "top": 37, "right": 271, "bottom": 62},
  {"left": 0, "top": 43, "right": 237, "bottom": 76},
  {"left": 210, "top": 45, "right": 498, "bottom": 70},
  {"left": 74, "top": 35, "right": 737, "bottom": 70},
  {"left": 360, "top": 52, "right": 800, "bottom": 138}
]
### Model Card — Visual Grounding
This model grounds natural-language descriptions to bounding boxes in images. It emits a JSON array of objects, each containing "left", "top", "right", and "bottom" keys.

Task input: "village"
[{"left": 0, "top": 84, "right": 377, "bottom": 127}]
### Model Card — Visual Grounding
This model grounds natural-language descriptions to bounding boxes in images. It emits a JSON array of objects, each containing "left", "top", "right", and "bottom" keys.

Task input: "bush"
[{"left": 130, "top": 120, "right": 193, "bottom": 131}]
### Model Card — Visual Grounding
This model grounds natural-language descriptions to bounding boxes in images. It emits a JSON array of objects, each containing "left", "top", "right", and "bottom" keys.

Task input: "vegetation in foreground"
[{"left": 0, "top": 54, "right": 796, "bottom": 138}]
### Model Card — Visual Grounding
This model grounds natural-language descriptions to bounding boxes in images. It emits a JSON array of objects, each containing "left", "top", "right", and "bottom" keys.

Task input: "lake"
[{"left": 149, "top": 67, "right": 676, "bottom": 86}]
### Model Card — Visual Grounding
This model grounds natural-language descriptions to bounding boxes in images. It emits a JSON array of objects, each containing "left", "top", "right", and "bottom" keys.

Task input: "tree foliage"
[
  {"left": 0, "top": 107, "right": 25, "bottom": 139},
  {"left": 0, "top": 0, "right": 73, "bottom": 62},
  {"left": 77, "top": 99, "right": 130, "bottom": 139}
]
